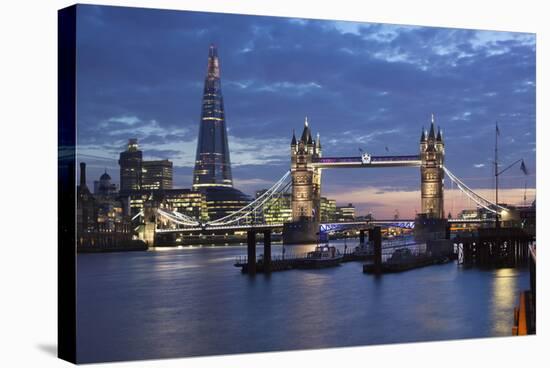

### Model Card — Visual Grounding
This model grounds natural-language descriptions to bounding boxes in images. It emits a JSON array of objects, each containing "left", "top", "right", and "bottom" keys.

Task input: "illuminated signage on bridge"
[{"left": 311, "top": 155, "right": 421, "bottom": 168}]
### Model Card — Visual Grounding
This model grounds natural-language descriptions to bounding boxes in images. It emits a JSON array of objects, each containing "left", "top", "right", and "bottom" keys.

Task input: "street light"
[
  {"left": 494, "top": 158, "right": 526, "bottom": 228},
  {"left": 494, "top": 122, "right": 528, "bottom": 229}
]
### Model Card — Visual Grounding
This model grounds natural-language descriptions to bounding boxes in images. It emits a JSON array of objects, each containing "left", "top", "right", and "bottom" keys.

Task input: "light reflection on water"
[
  {"left": 491, "top": 268, "right": 520, "bottom": 335},
  {"left": 76, "top": 239, "right": 528, "bottom": 363}
]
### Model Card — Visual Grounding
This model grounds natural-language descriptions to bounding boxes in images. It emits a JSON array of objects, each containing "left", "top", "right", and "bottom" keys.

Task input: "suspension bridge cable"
[
  {"left": 207, "top": 171, "right": 291, "bottom": 225},
  {"left": 157, "top": 171, "right": 291, "bottom": 228},
  {"left": 443, "top": 166, "right": 507, "bottom": 214}
]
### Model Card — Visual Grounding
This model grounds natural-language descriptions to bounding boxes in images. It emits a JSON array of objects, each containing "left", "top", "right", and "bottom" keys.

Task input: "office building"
[
  {"left": 119, "top": 138, "right": 142, "bottom": 194},
  {"left": 142, "top": 160, "right": 173, "bottom": 190},
  {"left": 255, "top": 190, "right": 292, "bottom": 224},
  {"left": 335, "top": 203, "right": 355, "bottom": 221},
  {"left": 320, "top": 197, "right": 337, "bottom": 222}
]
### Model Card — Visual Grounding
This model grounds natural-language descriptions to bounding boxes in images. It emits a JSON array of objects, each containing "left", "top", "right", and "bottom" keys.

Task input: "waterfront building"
[
  {"left": 128, "top": 189, "right": 209, "bottom": 223},
  {"left": 203, "top": 187, "right": 251, "bottom": 221},
  {"left": 161, "top": 189, "right": 208, "bottom": 222},
  {"left": 127, "top": 192, "right": 149, "bottom": 218},
  {"left": 77, "top": 162, "right": 132, "bottom": 249},
  {"left": 459, "top": 208, "right": 497, "bottom": 221},
  {"left": 96, "top": 200, "right": 127, "bottom": 232},
  {"left": 255, "top": 189, "right": 292, "bottom": 224},
  {"left": 320, "top": 197, "right": 337, "bottom": 222},
  {"left": 119, "top": 138, "right": 143, "bottom": 194},
  {"left": 142, "top": 159, "right": 173, "bottom": 190},
  {"left": 190, "top": 44, "right": 251, "bottom": 220},
  {"left": 459, "top": 209, "right": 478, "bottom": 220},
  {"left": 335, "top": 203, "right": 355, "bottom": 222}
]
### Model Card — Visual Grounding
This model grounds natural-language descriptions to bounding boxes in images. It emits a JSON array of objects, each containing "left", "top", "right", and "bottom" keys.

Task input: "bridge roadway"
[
  {"left": 155, "top": 221, "right": 402, "bottom": 234},
  {"left": 154, "top": 218, "right": 495, "bottom": 234},
  {"left": 311, "top": 155, "right": 421, "bottom": 169}
]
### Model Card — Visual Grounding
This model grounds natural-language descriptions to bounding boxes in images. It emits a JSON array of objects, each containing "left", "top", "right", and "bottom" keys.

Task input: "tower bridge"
[
  {"left": 284, "top": 115, "right": 445, "bottom": 243},
  {"left": 137, "top": 114, "right": 506, "bottom": 246}
]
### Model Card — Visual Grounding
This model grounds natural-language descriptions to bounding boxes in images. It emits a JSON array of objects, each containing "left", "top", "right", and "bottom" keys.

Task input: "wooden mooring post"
[
  {"left": 263, "top": 230, "right": 272, "bottom": 273},
  {"left": 372, "top": 227, "right": 382, "bottom": 274},
  {"left": 359, "top": 229, "right": 365, "bottom": 245},
  {"left": 247, "top": 230, "right": 256, "bottom": 275},
  {"left": 245, "top": 229, "right": 273, "bottom": 275}
]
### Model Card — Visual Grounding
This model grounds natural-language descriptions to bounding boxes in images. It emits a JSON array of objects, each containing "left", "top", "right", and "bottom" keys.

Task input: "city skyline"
[{"left": 75, "top": 5, "right": 536, "bottom": 218}]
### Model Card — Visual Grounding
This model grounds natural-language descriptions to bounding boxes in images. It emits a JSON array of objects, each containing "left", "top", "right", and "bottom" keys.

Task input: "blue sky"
[{"left": 76, "top": 4, "right": 536, "bottom": 218}]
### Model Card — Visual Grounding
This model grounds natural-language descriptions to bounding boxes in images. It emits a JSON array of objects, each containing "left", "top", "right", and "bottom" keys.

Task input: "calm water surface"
[{"left": 76, "top": 240, "right": 528, "bottom": 363}]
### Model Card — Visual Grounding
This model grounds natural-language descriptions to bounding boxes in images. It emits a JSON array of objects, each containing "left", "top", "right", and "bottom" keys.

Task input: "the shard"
[{"left": 192, "top": 44, "right": 233, "bottom": 189}]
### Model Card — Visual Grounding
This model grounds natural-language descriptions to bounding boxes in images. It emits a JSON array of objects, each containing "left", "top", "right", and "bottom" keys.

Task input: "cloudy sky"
[{"left": 76, "top": 4, "right": 536, "bottom": 218}]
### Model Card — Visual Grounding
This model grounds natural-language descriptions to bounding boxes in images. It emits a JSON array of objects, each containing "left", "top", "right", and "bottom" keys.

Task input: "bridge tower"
[
  {"left": 284, "top": 117, "right": 322, "bottom": 244},
  {"left": 139, "top": 195, "right": 159, "bottom": 246},
  {"left": 420, "top": 115, "right": 445, "bottom": 218},
  {"left": 290, "top": 117, "right": 322, "bottom": 222}
]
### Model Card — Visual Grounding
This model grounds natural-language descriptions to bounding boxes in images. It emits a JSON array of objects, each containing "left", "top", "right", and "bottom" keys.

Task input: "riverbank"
[{"left": 77, "top": 239, "right": 147, "bottom": 253}]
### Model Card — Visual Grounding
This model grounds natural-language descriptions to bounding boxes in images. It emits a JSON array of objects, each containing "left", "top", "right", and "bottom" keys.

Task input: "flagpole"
[{"left": 493, "top": 119, "right": 527, "bottom": 229}]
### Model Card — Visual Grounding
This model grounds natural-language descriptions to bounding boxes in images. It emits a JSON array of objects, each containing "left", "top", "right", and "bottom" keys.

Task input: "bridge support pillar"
[
  {"left": 282, "top": 219, "right": 319, "bottom": 244},
  {"left": 247, "top": 230, "right": 256, "bottom": 275},
  {"left": 263, "top": 230, "right": 272, "bottom": 273},
  {"left": 372, "top": 227, "right": 382, "bottom": 275},
  {"left": 359, "top": 230, "right": 365, "bottom": 244},
  {"left": 368, "top": 228, "right": 374, "bottom": 244}
]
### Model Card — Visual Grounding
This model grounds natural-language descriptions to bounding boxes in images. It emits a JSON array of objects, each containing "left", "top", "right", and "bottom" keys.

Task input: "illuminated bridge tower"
[
  {"left": 284, "top": 117, "right": 322, "bottom": 244},
  {"left": 192, "top": 44, "right": 233, "bottom": 189},
  {"left": 420, "top": 115, "right": 445, "bottom": 218}
]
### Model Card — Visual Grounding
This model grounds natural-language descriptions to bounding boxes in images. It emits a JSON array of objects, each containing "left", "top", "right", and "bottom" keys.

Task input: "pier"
[
  {"left": 235, "top": 226, "right": 445, "bottom": 274},
  {"left": 455, "top": 227, "right": 534, "bottom": 268},
  {"left": 236, "top": 227, "right": 383, "bottom": 274}
]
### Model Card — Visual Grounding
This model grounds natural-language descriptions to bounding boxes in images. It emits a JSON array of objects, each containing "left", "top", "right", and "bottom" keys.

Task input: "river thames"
[{"left": 76, "top": 240, "right": 528, "bottom": 363}]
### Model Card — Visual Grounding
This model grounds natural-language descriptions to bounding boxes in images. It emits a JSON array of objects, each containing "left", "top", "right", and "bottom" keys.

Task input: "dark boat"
[
  {"left": 297, "top": 245, "right": 343, "bottom": 269},
  {"left": 363, "top": 247, "right": 449, "bottom": 274}
]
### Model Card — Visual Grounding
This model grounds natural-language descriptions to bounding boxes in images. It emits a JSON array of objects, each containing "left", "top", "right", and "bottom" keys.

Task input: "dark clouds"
[{"left": 76, "top": 4, "right": 536, "bottom": 215}]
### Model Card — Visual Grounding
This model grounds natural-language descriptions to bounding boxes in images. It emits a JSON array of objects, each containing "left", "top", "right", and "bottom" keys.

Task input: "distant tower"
[
  {"left": 192, "top": 44, "right": 233, "bottom": 189},
  {"left": 420, "top": 114, "right": 445, "bottom": 218},
  {"left": 119, "top": 138, "right": 142, "bottom": 194},
  {"left": 291, "top": 117, "right": 322, "bottom": 222}
]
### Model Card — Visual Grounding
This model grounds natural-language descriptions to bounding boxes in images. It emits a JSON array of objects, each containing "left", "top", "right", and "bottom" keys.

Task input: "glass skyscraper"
[
  {"left": 191, "top": 44, "right": 251, "bottom": 220},
  {"left": 192, "top": 44, "right": 233, "bottom": 189}
]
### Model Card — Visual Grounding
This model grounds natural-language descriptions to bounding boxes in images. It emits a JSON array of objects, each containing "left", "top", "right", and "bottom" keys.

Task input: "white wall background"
[{"left": 0, "top": 0, "right": 547, "bottom": 367}]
